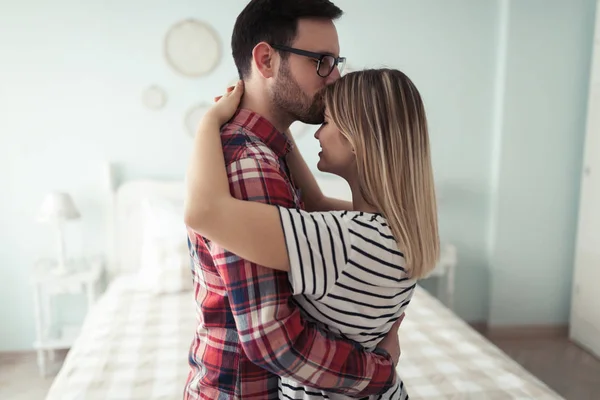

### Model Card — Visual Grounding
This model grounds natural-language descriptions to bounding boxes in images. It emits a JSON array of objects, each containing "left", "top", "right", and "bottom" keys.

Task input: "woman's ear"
[{"left": 345, "top": 136, "right": 356, "bottom": 154}]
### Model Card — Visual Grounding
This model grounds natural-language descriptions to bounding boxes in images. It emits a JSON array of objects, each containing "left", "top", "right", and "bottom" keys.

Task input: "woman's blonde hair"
[{"left": 322, "top": 68, "right": 439, "bottom": 279}]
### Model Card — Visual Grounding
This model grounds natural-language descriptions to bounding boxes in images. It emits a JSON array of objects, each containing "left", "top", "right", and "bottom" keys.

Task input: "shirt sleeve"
[
  {"left": 212, "top": 157, "right": 396, "bottom": 397},
  {"left": 277, "top": 207, "right": 350, "bottom": 299}
]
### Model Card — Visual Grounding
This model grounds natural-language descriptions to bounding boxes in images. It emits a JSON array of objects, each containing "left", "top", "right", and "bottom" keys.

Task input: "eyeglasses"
[{"left": 271, "top": 44, "right": 346, "bottom": 78}]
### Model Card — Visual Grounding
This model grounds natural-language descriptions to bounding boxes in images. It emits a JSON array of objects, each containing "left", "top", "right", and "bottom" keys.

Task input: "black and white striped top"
[{"left": 277, "top": 207, "right": 414, "bottom": 400}]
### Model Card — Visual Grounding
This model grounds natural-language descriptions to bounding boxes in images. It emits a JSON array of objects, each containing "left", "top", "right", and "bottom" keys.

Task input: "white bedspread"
[
  {"left": 45, "top": 277, "right": 196, "bottom": 400},
  {"left": 46, "top": 279, "right": 562, "bottom": 399}
]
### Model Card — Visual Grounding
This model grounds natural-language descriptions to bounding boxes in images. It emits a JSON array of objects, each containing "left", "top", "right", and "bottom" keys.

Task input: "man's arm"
[
  {"left": 212, "top": 156, "right": 395, "bottom": 397},
  {"left": 285, "top": 130, "right": 354, "bottom": 212}
]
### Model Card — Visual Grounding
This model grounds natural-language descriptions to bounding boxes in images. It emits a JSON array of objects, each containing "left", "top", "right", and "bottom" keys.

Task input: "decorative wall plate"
[
  {"left": 142, "top": 85, "right": 167, "bottom": 110},
  {"left": 185, "top": 103, "right": 212, "bottom": 137},
  {"left": 164, "top": 19, "right": 221, "bottom": 77}
]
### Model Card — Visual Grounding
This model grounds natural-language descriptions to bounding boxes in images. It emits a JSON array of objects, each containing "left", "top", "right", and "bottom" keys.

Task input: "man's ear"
[{"left": 252, "top": 42, "right": 277, "bottom": 79}]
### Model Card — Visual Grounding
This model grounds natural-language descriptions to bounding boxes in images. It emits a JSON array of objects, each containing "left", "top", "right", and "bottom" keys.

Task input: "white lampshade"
[{"left": 37, "top": 192, "right": 81, "bottom": 223}]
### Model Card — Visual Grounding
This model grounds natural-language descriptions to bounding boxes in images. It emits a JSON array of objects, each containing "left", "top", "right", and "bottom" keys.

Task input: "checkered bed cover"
[
  {"left": 45, "top": 277, "right": 196, "bottom": 400},
  {"left": 45, "top": 278, "right": 562, "bottom": 400}
]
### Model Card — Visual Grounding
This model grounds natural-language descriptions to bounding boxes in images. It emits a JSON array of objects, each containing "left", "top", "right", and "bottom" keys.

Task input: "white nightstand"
[
  {"left": 30, "top": 256, "right": 104, "bottom": 377},
  {"left": 425, "top": 244, "right": 458, "bottom": 310}
]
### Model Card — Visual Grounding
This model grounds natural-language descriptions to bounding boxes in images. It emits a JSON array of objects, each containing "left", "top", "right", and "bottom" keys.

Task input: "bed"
[{"left": 45, "top": 166, "right": 563, "bottom": 400}]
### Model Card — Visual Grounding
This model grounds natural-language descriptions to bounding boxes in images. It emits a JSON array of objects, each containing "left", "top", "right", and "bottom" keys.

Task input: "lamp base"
[{"left": 54, "top": 223, "right": 68, "bottom": 276}]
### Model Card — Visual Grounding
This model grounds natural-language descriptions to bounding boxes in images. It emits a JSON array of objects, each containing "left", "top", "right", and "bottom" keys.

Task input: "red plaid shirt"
[{"left": 184, "top": 109, "right": 396, "bottom": 399}]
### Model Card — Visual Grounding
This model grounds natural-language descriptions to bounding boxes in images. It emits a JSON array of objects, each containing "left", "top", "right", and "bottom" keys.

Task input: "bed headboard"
[
  {"left": 102, "top": 162, "right": 351, "bottom": 280},
  {"left": 105, "top": 162, "right": 185, "bottom": 280}
]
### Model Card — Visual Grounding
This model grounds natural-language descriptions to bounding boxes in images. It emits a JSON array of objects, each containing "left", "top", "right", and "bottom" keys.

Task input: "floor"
[
  {"left": 0, "top": 350, "right": 67, "bottom": 400},
  {"left": 1, "top": 337, "right": 599, "bottom": 399},
  {"left": 487, "top": 336, "right": 600, "bottom": 400}
]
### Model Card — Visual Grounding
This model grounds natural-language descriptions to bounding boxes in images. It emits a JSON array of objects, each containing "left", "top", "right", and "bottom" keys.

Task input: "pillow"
[{"left": 137, "top": 196, "right": 193, "bottom": 294}]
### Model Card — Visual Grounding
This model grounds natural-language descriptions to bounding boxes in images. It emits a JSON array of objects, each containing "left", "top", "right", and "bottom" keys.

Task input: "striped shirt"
[{"left": 277, "top": 208, "right": 415, "bottom": 400}]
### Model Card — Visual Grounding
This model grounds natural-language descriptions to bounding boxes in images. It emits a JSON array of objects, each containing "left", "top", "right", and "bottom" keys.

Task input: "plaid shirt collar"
[{"left": 228, "top": 108, "right": 293, "bottom": 158}]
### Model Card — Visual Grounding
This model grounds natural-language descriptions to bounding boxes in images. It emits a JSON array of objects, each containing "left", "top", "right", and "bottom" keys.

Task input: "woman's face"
[{"left": 314, "top": 108, "right": 356, "bottom": 179}]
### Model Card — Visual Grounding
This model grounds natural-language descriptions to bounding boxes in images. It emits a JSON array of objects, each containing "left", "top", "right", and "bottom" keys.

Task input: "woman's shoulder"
[
  {"left": 345, "top": 213, "right": 403, "bottom": 251},
  {"left": 344, "top": 211, "right": 391, "bottom": 230},
  {"left": 295, "top": 209, "right": 390, "bottom": 230}
]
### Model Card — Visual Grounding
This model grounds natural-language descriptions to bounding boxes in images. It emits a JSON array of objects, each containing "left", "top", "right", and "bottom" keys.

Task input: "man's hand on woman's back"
[{"left": 376, "top": 313, "right": 405, "bottom": 366}]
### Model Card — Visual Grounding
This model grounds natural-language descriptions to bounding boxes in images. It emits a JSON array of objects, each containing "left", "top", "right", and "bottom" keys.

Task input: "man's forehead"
[{"left": 293, "top": 18, "right": 340, "bottom": 55}]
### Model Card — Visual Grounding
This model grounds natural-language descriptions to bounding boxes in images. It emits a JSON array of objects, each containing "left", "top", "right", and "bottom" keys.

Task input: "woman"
[{"left": 185, "top": 69, "right": 439, "bottom": 400}]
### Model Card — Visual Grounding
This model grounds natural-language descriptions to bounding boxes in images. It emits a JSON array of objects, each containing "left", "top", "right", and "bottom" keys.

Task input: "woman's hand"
[{"left": 204, "top": 80, "right": 244, "bottom": 126}]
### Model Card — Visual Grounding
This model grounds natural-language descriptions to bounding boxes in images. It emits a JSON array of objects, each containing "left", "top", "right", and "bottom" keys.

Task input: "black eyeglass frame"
[{"left": 271, "top": 44, "right": 346, "bottom": 77}]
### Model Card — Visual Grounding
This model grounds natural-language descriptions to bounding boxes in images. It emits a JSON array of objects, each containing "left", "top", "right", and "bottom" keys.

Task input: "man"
[{"left": 184, "top": 1, "right": 399, "bottom": 399}]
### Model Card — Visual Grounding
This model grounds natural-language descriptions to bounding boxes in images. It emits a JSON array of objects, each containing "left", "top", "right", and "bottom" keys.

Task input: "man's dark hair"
[{"left": 231, "top": 0, "right": 343, "bottom": 79}]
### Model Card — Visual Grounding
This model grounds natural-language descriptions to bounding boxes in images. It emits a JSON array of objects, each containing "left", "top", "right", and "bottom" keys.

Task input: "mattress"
[
  {"left": 45, "top": 276, "right": 196, "bottom": 400},
  {"left": 45, "top": 278, "right": 562, "bottom": 399}
]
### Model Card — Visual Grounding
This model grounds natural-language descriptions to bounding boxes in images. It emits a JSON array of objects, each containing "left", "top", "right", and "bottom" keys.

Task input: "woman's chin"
[
  {"left": 317, "top": 155, "right": 336, "bottom": 174},
  {"left": 316, "top": 158, "right": 326, "bottom": 172}
]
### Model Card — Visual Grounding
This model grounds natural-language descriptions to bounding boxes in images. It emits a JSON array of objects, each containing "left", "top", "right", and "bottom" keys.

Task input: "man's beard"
[{"left": 272, "top": 63, "right": 325, "bottom": 125}]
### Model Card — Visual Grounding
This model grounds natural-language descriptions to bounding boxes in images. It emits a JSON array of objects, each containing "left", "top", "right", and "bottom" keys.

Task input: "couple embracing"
[{"left": 183, "top": 1, "right": 439, "bottom": 399}]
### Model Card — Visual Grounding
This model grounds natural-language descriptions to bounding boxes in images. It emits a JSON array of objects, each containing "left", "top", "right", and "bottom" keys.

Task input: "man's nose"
[{"left": 326, "top": 67, "right": 341, "bottom": 83}]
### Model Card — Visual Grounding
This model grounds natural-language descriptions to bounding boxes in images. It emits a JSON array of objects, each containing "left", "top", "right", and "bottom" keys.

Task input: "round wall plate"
[
  {"left": 142, "top": 85, "right": 167, "bottom": 110},
  {"left": 164, "top": 19, "right": 221, "bottom": 77}
]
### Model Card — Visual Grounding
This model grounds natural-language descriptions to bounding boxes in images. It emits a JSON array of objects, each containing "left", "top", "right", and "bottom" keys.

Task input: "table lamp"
[{"left": 37, "top": 192, "right": 81, "bottom": 275}]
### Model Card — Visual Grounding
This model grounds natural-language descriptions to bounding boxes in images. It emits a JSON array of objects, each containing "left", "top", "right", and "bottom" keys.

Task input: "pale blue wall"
[
  {"left": 0, "top": 0, "right": 244, "bottom": 352},
  {"left": 0, "top": 0, "right": 595, "bottom": 351},
  {"left": 488, "top": 0, "right": 597, "bottom": 325}
]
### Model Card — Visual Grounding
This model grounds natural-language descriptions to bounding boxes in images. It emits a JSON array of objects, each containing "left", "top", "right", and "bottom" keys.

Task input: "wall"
[
  {"left": 487, "top": 0, "right": 597, "bottom": 326},
  {"left": 0, "top": 0, "right": 595, "bottom": 351},
  {"left": 0, "top": 0, "right": 243, "bottom": 351}
]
